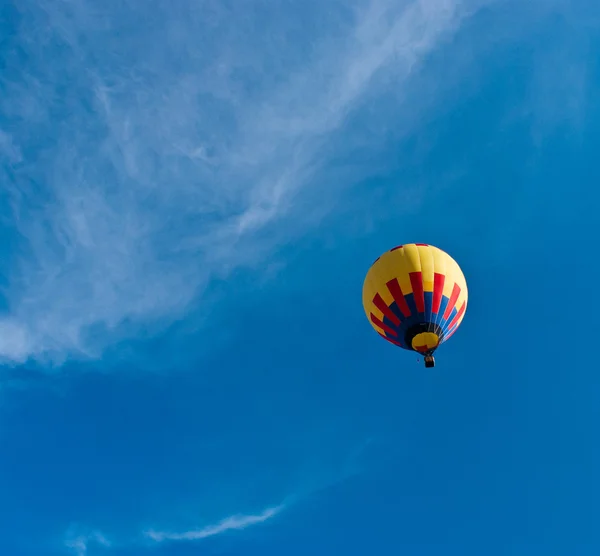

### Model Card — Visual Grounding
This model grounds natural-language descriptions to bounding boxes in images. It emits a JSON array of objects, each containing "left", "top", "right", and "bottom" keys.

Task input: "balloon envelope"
[{"left": 362, "top": 243, "right": 468, "bottom": 355}]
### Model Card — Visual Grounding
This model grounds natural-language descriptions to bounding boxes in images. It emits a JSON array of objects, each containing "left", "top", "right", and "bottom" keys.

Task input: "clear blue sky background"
[{"left": 1, "top": 1, "right": 598, "bottom": 555}]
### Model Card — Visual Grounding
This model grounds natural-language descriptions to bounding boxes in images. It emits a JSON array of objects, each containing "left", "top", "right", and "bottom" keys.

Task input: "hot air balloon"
[{"left": 362, "top": 243, "right": 468, "bottom": 368}]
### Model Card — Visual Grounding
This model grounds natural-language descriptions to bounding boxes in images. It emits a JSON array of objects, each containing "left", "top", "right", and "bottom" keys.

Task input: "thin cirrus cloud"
[
  {"left": 61, "top": 507, "right": 281, "bottom": 554},
  {"left": 64, "top": 529, "right": 111, "bottom": 556},
  {"left": 0, "top": 0, "right": 489, "bottom": 366},
  {"left": 144, "top": 505, "right": 283, "bottom": 544}
]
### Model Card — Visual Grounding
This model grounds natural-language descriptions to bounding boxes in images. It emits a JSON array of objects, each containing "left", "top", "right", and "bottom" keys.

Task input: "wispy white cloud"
[
  {"left": 144, "top": 505, "right": 283, "bottom": 543},
  {"left": 0, "top": 0, "right": 490, "bottom": 365},
  {"left": 0, "top": 129, "right": 22, "bottom": 164},
  {"left": 64, "top": 528, "right": 111, "bottom": 556}
]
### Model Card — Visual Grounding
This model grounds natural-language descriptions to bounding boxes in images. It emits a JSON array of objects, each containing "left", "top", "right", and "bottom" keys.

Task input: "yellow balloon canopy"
[{"left": 362, "top": 243, "right": 468, "bottom": 367}]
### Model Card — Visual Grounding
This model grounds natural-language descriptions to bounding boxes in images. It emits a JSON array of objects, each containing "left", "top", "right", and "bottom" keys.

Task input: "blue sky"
[{"left": 1, "top": 0, "right": 599, "bottom": 554}]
